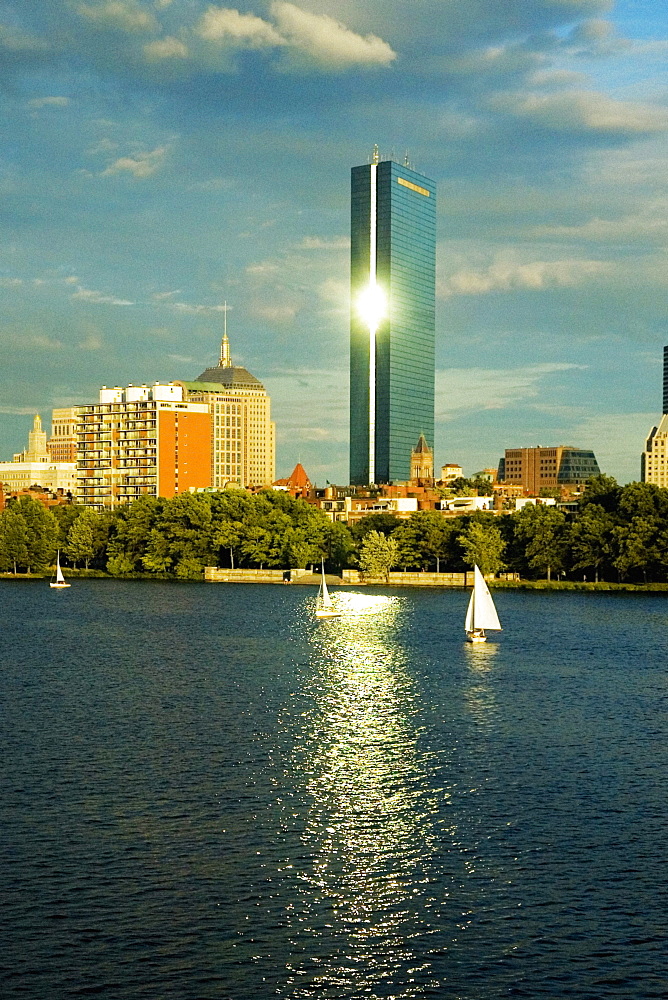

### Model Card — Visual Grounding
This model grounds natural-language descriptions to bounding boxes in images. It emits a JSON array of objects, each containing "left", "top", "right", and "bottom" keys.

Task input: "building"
[
  {"left": 498, "top": 446, "right": 600, "bottom": 494},
  {"left": 410, "top": 434, "right": 434, "bottom": 484},
  {"left": 440, "top": 462, "right": 463, "bottom": 483},
  {"left": 76, "top": 383, "right": 211, "bottom": 510},
  {"left": 273, "top": 463, "right": 312, "bottom": 497},
  {"left": 48, "top": 408, "right": 78, "bottom": 462},
  {"left": 350, "top": 147, "right": 436, "bottom": 485},
  {"left": 642, "top": 345, "right": 668, "bottom": 487},
  {"left": 13, "top": 414, "right": 49, "bottom": 463},
  {"left": 177, "top": 330, "right": 275, "bottom": 490},
  {"left": 1, "top": 414, "right": 76, "bottom": 495}
]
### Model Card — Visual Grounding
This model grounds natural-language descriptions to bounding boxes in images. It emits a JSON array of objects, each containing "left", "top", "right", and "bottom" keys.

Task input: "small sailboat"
[
  {"left": 315, "top": 561, "right": 341, "bottom": 619},
  {"left": 50, "top": 551, "right": 71, "bottom": 589},
  {"left": 464, "top": 564, "right": 501, "bottom": 642}
]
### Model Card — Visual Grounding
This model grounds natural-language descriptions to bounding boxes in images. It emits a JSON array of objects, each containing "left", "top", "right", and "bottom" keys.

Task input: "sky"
[{"left": 1, "top": 0, "right": 667, "bottom": 485}]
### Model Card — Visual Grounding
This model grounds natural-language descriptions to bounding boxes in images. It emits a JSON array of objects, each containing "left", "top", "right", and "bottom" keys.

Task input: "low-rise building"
[
  {"left": 440, "top": 462, "right": 463, "bottom": 482},
  {"left": 498, "top": 445, "right": 600, "bottom": 494}
]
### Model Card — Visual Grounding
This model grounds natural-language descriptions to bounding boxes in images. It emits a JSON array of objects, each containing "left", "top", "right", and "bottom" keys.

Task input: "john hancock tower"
[{"left": 349, "top": 148, "right": 436, "bottom": 485}]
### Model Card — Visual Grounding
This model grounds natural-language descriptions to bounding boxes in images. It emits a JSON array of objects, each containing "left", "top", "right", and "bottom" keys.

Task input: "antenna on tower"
[
  {"left": 219, "top": 301, "right": 232, "bottom": 368},
  {"left": 372, "top": 143, "right": 380, "bottom": 165}
]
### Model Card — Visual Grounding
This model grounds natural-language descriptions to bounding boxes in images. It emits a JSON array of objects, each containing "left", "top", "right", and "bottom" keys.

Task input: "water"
[{"left": 1, "top": 581, "right": 666, "bottom": 999}]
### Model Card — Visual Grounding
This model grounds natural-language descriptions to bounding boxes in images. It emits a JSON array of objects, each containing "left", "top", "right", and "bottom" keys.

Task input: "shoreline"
[{"left": 3, "top": 571, "right": 668, "bottom": 592}]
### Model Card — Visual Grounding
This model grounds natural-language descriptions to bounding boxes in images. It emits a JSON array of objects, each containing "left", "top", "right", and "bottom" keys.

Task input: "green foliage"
[
  {"left": 457, "top": 521, "right": 505, "bottom": 576},
  {"left": 358, "top": 530, "right": 399, "bottom": 581},
  {"left": 393, "top": 510, "right": 457, "bottom": 571},
  {"left": 448, "top": 477, "right": 494, "bottom": 497},
  {"left": 568, "top": 503, "right": 614, "bottom": 582},
  {"left": 350, "top": 512, "right": 400, "bottom": 541},
  {"left": 513, "top": 504, "right": 568, "bottom": 581},
  {"left": 14, "top": 498, "right": 58, "bottom": 572},
  {"left": 0, "top": 507, "right": 29, "bottom": 573},
  {"left": 64, "top": 507, "right": 99, "bottom": 569}
]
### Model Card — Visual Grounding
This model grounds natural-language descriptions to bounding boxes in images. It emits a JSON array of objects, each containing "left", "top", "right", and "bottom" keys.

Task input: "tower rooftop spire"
[{"left": 219, "top": 301, "right": 231, "bottom": 368}]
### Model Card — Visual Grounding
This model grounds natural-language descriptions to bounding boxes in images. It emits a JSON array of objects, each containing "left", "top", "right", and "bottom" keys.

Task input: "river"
[{"left": 1, "top": 581, "right": 666, "bottom": 998}]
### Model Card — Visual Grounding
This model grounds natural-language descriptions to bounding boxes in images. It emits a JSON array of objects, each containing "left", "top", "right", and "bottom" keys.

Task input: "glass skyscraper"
[{"left": 349, "top": 153, "right": 436, "bottom": 485}]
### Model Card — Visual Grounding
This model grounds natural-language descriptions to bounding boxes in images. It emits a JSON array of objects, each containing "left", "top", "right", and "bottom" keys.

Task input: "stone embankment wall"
[
  {"left": 205, "top": 568, "right": 519, "bottom": 586},
  {"left": 204, "top": 568, "right": 311, "bottom": 584}
]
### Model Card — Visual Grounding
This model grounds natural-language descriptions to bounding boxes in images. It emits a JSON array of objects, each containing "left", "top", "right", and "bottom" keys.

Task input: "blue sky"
[{"left": 1, "top": 0, "right": 667, "bottom": 484}]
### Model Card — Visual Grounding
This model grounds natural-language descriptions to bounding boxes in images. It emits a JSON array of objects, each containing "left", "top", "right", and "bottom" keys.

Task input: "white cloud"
[
  {"left": 0, "top": 24, "right": 48, "bottom": 51},
  {"left": 196, "top": 3, "right": 395, "bottom": 69},
  {"left": 197, "top": 6, "right": 284, "bottom": 47},
  {"left": 439, "top": 258, "right": 612, "bottom": 297},
  {"left": 78, "top": 332, "right": 104, "bottom": 350},
  {"left": 271, "top": 1, "right": 396, "bottom": 69},
  {"left": 28, "top": 96, "right": 71, "bottom": 108},
  {"left": 144, "top": 36, "right": 188, "bottom": 60},
  {"left": 76, "top": 1, "right": 157, "bottom": 33},
  {"left": 101, "top": 146, "right": 167, "bottom": 178},
  {"left": 435, "top": 363, "right": 585, "bottom": 418},
  {"left": 71, "top": 286, "right": 134, "bottom": 306},
  {"left": 296, "top": 236, "right": 350, "bottom": 250},
  {"left": 531, "top": 203, "right": 668, "bottom": 244},
  {"left": 0, "top": 277, "right": 23, "bottom": 287},
  {"left": 0, "top": 405, "right": 44, "bottom": 415},
  {"left": 252, "top": 303, "right": 298, "bottom": 323},
  {"left": 490, "top": 90, "right": 668, "bottom": 135},
  {"left": 168, "top": 301, "right": 227, "bottom": 314}
]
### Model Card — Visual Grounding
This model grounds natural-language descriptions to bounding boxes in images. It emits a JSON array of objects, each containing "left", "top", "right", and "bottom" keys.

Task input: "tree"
[
  {"left": 513, "top": 504, "right": 567, "bottom": 581},
  {"left": 569, "top": 503, "right": 614, "bottom": 582},
  {"left": 350, "top": 512, "right": 400, "bottom": 542},
  {"left": 578, "top": 474, "right": 621, "bottom": 514},
  {"left": 0, "top": 507, "right": 29, "bottom": 574},
  {"left": 457, "top": 521, "right": 505, "bottom": 576},
  {"left": 358, "top": 530, "right": 398, "bottom": 582},
  {"left": 448, "top": 477, "right": 494, "bottom": 497},
  {"left": 15, "top": 497, "right": 58, "bottom": 572},
  {"left": 65, "top": 507, "right": 99, "bottom": 569},
  {"left": 393, "top": 511, "right": 456, "bottom": 571}
]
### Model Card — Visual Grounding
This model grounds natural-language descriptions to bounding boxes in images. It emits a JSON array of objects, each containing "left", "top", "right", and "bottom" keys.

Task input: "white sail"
[
  {"left": 55, "top": 554, "right": 66, "bottom": 585},
  {"left": 469, "top": 564, "right": 502, "bottom": 631},
  {"left": 319, "top": 572, "right": 332, "bottom": 608}
]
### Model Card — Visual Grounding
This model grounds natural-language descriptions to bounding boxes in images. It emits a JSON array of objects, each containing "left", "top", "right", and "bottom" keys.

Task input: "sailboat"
[
  {"left": 315, "top": 561, "right": 341, "bottom": 619},
  {"left": 49, "top": 551, "right": 71, "bottom": 589},
  {"left": 464, "top": 564, "right": 501, "bottom": 642}
]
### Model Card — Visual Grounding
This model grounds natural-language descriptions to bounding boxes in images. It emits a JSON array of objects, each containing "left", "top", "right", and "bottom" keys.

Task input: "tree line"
[{"left": 2, "top": 476, "right": 668, "bottom": 583}]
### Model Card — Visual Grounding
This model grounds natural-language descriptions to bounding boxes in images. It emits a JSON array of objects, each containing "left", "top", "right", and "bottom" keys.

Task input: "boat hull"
[
  {"left": 49, "top": 582, "right": 71, "bottom": 589},
  {"left": 315, "top": 609, "right": 342, "bottom": 619},
  {"left": 466, "top": 631, "right": 487, "bottom": 643}
]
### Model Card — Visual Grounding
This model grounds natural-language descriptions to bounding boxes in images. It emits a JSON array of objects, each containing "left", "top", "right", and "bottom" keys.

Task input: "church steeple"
[{"left": 219, "top": 301, "right": 232, "bottom": 368}]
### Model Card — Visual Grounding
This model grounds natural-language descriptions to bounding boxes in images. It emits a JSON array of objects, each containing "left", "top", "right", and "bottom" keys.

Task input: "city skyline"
[{"left": 1, "top": 2, "right": 668, "bottom": 485}]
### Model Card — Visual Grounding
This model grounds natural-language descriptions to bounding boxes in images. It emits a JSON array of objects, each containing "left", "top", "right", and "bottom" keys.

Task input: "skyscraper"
[
  {"left": 642, "top": 344, "right": 668, "bottom": 485},
  {"left": 349, "top": 149, "right": 436, "bottom": 485}
]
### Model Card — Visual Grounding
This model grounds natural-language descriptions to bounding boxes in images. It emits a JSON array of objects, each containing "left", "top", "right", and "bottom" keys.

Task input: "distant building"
[
  {"left": 642, "top": 345, "right": 668, "bottom": 487},
  {"left": 273, "top": 462, "right": 312, "bottom": 497},
  {"left": 472, "top": 468, "right": 497, "bottom": 483},
  {"left": 1, "top": 414, "right": 75, "bottom": 495},
  {"left": 498, "top": 446, "right": 600, "bottom": 494},
  {"left": 440, "top": 462, "right": 463, "bottom": 483},
  {"left": 48, "top": 407, "right": 78, "bottom": 463},
  {"left": 13, "top": 414, "right": 49, "bottom": 463},
  {"left": 177, "top": 330, "right": 275, "bottom": 490},
  {"left": 76, "top": 383, "right": 211, "bottom": 510},
  {"left": 350, "top": 149, "right": 436, "bottom": 484},
  {"left": 442, "top": 496, "right": 494, "bottom": 512},
  {"left": 410, "top": 434, "right": 434, "bottom": 484}
]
